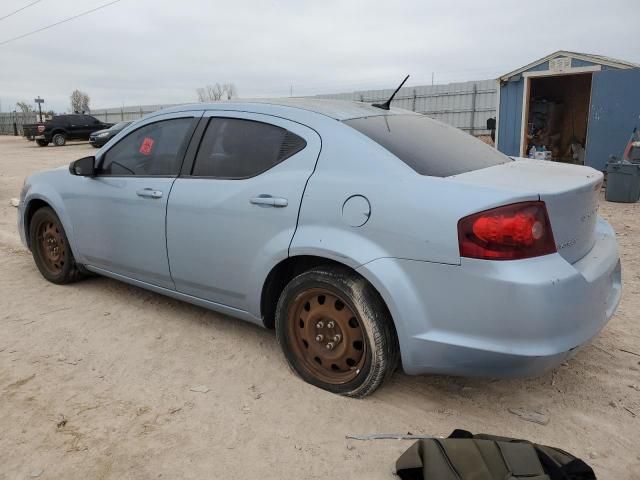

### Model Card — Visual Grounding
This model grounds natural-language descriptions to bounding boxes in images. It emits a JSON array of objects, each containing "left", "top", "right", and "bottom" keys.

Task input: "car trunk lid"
[{"left": 448, "top": 159, "right": 603, "bottom": 264}]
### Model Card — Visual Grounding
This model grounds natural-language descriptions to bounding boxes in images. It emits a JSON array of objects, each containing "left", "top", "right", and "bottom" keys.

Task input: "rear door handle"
[
  {"left": 136, "top": 188, "right": 163, "bottom": 199},
  {"left": 250, "top": 195, "right": 288, "bottom": 207}
]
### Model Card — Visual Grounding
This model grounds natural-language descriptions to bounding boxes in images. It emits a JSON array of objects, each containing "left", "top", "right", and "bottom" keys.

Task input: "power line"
[
  {"left": 0, "top": 0, "right": 43, "bottom": 22},
  {"left": 0, "top": 0, "right": 122, "bottom": 47}
]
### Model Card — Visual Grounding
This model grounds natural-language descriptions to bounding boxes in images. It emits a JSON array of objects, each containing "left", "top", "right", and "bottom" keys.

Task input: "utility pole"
[
  {"left": 431, "top": 72, "right": 434, "bottom": 85},
  {"left": 34, "top": 96, "right": 45, "bottom": 122}
]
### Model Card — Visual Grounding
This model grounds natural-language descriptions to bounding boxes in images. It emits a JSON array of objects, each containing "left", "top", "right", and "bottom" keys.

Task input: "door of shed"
[{"left": 585, "top": 69, "right": 640, "bottom": 171}]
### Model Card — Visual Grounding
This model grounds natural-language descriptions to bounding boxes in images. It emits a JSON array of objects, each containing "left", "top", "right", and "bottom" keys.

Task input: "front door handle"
[
  {"left": 250, "top": 195, "right": 288, "bottom": 207},
  {"left": 136, "top": 188, "right": 163, "bottom": 199}
]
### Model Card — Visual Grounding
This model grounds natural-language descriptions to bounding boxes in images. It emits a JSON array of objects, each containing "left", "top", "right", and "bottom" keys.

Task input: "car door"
[
  {"left": 166, "top": 111, "right": 321, "bottom": 313},
  {"left": 84, "top": 116, "right": 104, "bottom": 138},
  {"left": 75, "top": 115, "right": 99, "bottom": 139},
  {"left": 67, "top": 115, "right": 85, "bottom": 139},
  {"left": 67, "top": 111, "right": 202, "bottom": 289},
  {"left": 53, "top": 115, "right": 71, "bottom": 137}
]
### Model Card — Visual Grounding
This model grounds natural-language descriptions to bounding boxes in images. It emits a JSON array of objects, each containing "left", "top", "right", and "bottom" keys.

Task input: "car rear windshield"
[{"left": 344, "top": 114, "right": 511, "bottom": 177}]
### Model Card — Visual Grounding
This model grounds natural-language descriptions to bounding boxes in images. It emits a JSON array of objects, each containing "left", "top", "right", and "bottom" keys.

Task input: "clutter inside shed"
[{"left": 525, "top": 73, "right": 592, "bottom": 164}]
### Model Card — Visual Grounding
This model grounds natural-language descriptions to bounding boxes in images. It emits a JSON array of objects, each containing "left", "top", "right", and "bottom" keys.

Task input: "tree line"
[
  {"left": 12, "top": 81, "right": 239, "bottom": 115},
  {"left": 196, "top": 83, "right": 237, "bottom": 102}
]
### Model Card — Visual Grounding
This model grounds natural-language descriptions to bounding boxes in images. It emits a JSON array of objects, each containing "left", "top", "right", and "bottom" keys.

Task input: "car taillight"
[
  {"left": 37, "top": 125, "right": 45, "bottom": 133},
  {"left": 458, "top": 201, "right": 556, "bottom": 260}
]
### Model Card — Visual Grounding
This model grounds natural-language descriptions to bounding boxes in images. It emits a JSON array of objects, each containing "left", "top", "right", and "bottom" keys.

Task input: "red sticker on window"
[{"left": 139, "top": 137, "right": 155, "bottom": 155}]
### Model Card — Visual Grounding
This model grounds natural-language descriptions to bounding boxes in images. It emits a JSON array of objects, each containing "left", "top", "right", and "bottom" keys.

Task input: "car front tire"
[
  {"left": 52, "top": 133, "right": 66, "bottom": 146},
  {"left": 275, "top": 265, "right": 399, "bottom": 397},
  {"left": 29, "top": 207, "right": 83, "bottom": 284}
]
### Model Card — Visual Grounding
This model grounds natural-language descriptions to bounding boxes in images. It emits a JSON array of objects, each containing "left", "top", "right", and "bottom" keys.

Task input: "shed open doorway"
[{"left": 522, "top": 73, "right": 593, "bottom": 164}]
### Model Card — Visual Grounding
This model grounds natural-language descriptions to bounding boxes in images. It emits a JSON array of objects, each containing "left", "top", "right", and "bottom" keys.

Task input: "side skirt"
[{"left": 85, "top": 265, "right": 264, "bottom": 326}]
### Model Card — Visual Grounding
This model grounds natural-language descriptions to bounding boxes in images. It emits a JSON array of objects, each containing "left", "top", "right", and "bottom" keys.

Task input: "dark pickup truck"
[{"left": 23, "top": 114, "right": 112, "bottom": 146}]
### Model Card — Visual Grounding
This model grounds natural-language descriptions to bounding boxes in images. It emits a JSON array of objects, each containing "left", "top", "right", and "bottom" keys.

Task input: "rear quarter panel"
[{"left": 290, "top": 122, "right": 537, "bottom": 267}]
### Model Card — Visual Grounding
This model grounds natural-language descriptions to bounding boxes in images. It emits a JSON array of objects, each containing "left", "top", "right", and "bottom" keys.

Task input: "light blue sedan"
[{"left": 18, "top": 99, "right": 621, "bottom": 397}]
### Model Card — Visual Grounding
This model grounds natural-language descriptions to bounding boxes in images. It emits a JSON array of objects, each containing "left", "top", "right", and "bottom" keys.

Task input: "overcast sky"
[{"left": 1, "top": 0, "right": 638, "bottom": 112}]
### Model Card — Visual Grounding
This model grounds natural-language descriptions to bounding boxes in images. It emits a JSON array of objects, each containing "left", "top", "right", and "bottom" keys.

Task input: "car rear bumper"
[{"left": 357, "top": 216, "right": 621, "bottom": 377}]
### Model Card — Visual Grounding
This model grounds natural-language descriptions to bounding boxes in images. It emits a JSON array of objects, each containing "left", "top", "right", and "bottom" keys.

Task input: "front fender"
[{"left": 22, "top": 185, "right": 80, "bottom": 262}]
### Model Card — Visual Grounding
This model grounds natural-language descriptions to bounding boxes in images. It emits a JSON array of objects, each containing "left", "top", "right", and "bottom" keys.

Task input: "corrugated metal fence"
[
  {"left": 0, "top": 112, "right": 38, "bottom": 135},
  {"left": 90, "top": 104, "right": 183, "bottom": 124},
  {"left": 2, "top": 79, "right": 497, "bottom": 136},
  {"left": 88, "top": 80, "right": 497, "bottom": 137},
  {"left": 0, "top": 105, "right": 179, "bottom": 135},
  {"left": 314, "top": 79, "right": 497, "bottom": 135}
]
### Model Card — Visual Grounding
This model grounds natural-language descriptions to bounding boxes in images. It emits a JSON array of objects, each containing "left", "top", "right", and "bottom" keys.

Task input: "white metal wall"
[
  {"left": 89, "top": 104, "right": 183, "bottom": 124},
  {"left": 87, "top": 79, "right": 497, "bottom": 136},
  {"left": 0, "top": 112, "right": 38, "bottom": 135},
  {"left": 314, "top": 79, "right": 497, "bottom": 135}
]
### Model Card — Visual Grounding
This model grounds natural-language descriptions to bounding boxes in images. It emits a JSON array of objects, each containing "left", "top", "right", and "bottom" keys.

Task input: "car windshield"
[
  {"left": 344, "top": 114, "right": 511, "bottom": 177},
  {"left": 110, "top": 121, "right": 131, "bottom": 130}
]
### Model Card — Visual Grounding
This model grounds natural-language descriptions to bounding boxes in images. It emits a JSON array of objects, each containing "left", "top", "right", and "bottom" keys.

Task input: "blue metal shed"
[{"left": 496, "top": 51, "right": 640, "bottom": 170}]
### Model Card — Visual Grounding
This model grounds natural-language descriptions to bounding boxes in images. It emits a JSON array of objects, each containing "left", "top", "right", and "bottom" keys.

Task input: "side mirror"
[{"left": 69, "top": 156, "right": 96, "bottom": 176}]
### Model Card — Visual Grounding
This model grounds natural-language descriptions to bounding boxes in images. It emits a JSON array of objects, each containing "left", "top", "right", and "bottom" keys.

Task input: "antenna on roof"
[{"left": 372, "top": 75, "right": 410, "bottom": 110}]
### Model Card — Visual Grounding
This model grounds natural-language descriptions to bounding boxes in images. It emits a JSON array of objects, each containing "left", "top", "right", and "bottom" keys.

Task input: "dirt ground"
[{"left": 0, "top": 135, "right": 638, "bottom": 479}]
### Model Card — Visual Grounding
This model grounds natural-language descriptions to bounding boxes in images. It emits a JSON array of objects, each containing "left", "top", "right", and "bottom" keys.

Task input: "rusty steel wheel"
[
  {"left": 37, "top": 220, "right": 66, "bottom": 275},
  {"left": 29, "top": 207, "right": 83, "bottom": 284},
  {"left": 276, "top": 266, "right": 399, "bottom": 397},
  {"left": 287, "top": 288, "right": 366, "bottom": 385}
]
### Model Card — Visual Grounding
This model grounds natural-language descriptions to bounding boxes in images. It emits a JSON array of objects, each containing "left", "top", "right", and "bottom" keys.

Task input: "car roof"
[{"left": 158, "top": 98, "right": 414, "bottom": 121}]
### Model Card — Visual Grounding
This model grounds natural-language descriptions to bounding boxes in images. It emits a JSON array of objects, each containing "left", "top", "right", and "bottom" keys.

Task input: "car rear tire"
[
  {"left": 275, "top": 265, "right": 399, "bottom": 397},
  {"left": 52, "top": 133, "right": 66, "bottom": 146},
  {"left": 36, "top": 139, "right": 49, "bottom": 147},
  {"left": 29, "top": 207, "right": 83, "bottom": 284}
]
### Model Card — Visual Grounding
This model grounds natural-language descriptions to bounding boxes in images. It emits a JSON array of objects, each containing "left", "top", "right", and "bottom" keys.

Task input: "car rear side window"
[
  {"left": 344, "top": 114, "right": 511, "bottom": 177},
  {"left": 191, "top": 117, "right": 306, "bottom": 178},
  {"left": 99, "top": 118, "right": 193, "bottom": 176}
]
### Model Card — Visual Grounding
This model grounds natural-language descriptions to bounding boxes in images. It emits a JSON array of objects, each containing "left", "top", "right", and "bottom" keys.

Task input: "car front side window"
[{"left": 99, "top": 118, "right": 193, "bottom": 176}]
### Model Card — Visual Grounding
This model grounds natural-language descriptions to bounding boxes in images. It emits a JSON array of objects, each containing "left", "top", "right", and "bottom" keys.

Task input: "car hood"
[
  {"left": 23, "top": 165, "right": 70, "bottom": 191},
  {"left": 91, "top": 129, "right": 111, "bottom": 136}
]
